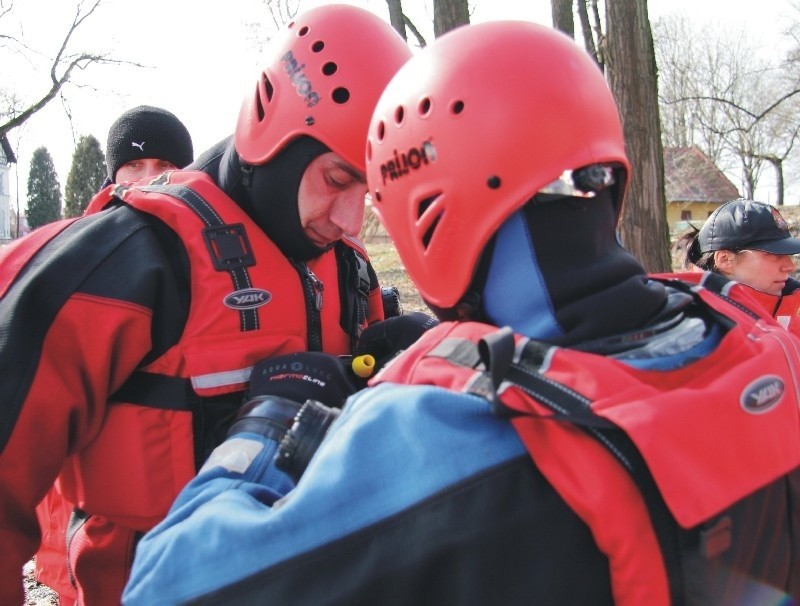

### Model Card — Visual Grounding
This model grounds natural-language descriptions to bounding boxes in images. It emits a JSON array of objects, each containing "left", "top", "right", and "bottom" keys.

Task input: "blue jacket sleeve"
[
  {"left": 122, "top": 433, "right": 295, "bottom": 605},
  {"left": 123, "top": 383, "right": 527, "bottom": 605}
]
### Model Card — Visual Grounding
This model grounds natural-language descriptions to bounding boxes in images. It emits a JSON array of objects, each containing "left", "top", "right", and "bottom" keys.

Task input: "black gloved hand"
[
  {"left": 356, "top": 311, "right": 439, "bottom": 371},
  {"left": 247, "top": 351, "right": 358, "bottom": 407},
  {"left": 228, "top": 352, "right": 358, "bottom": 441},
  {"left": 381, "top": 285, "right": 403, "bottom": 318}
]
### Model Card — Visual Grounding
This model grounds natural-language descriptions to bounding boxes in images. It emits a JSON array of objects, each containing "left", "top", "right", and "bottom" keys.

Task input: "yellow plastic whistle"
[{"left": 351, "top": 354, "right": 376, "bottom": 378}]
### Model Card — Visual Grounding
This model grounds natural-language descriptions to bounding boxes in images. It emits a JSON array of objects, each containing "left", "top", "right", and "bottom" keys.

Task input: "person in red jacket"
[
  {"left": 33, "top": 103, "right": 195, "bottom": 605},
  {"left": 0, "top": 5, "right": 412, "bottom": 605},
  {"left": 679, "top": 198, "right": 800, "bottom": 334},
  {"left": 105, "top": 105, "right": 194, "bottom": 185}
]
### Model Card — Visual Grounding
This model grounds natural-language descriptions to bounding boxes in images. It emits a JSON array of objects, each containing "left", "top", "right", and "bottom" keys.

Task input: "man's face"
[
  {"left": 115, "top": 158, "right": 177, "bottom": 183},
  {"left": 297, "top": 152, "right": 367, "bottom": 248}
]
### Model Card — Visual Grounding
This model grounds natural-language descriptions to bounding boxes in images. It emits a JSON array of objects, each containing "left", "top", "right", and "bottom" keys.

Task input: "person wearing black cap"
[
  {"left": 105, "top": 105, "right": 194, "bottom": 184},
  {"left": 32, "top": 104, "right": 195, "bottom": 606},
  {"left": 125, "top": 21, "right": 799, "bottom": 606},
  {"left": 32, "top": 104, "right": 194, "bottom": 604},
  {"left": 681, "top": 198, "right": 800, "bottom": 333},
  {"left": 0, "top": 6, "right": 415, "bottom": 606}
]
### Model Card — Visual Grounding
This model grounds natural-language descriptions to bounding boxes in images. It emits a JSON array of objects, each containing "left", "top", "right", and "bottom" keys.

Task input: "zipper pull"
[{"left": 308, "top": 267, "right": 324, "bottom": 311}]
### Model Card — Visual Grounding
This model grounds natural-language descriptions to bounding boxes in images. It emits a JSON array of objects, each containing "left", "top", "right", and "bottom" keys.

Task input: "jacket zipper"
[{"left": 293, "top": 260, "right": 324, "bottom": 351}]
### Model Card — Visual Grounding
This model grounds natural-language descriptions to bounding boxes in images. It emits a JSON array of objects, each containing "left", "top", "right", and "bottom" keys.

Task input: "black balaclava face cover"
[
  {"left": 222, "top": 135, "right": 331, "bottom": 261},
  {"left": 477, "top": 189, "right": 668, "bottom": 345}
]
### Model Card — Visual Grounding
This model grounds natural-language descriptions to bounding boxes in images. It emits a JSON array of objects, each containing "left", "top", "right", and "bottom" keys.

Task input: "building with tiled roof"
[{"left": 664, "top": 145, "right": 740, "bottom": 235}]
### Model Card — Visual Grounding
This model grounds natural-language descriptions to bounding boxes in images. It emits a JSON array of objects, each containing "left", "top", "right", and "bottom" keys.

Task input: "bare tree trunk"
[
  {"left": 385, "top": 0, "right": 408, "bottom": 41},
  {"left": 551, "top": 0, "right": 574, "bottom": 36},
  {"left": 772, "top": 158, "right": 784, "bottom": 206},
  {"left": 759, "top": 156, "right": 785, "bottom": 205},
  {"left": 434, "top": 0, "right": 469, "bottom": 38},
  {"left": 606, "top": 0, "right": 671, "bottom": 272},
  {"left": 576, "top": 0, "right": 602, "bottom": 66}
]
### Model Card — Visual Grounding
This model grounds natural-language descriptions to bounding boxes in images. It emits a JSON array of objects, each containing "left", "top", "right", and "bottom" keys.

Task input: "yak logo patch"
[
  {"left": 740, "top": 375, "right": 784, "bottom": 414},
  {"left": 223, "top": 288, "right": 272, "bottom": 310}
]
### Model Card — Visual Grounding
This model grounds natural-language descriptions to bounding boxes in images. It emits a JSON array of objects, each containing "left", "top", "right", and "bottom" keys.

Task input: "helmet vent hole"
[
  {"left": 298, "top": 26, "right": 310, "bottom": 36},
  {"left": 366, "top": 141, "right": 372, "bottom": 160},
  {"left": 451, "top": 100, "right": 465, "bottom": 115},
  {"left": 322, "top": 61, "right": 337, "bottom": 76},
  {"left": 394, "top": 106, "right": 405, "bottom": 125},
  {"left": 257, "top": 74, "right": 273, "bottom": 121},
  {"left": 418, "top": 195, "right": 443, "bottom": 250},
  {"left": 419, "top": 98, "right": 431, "bottom": 116},
  {"left": 377, "top": 121, "right": 386, "bottom": 141},
  {"left": 332, "top": 87, "right": 350, "bottom": 104},
  {"left": 312, "top": 40, "right": 325, "bottom": 53},
  {"left": 487, "top": 176, "right": 501, "bottom": 189},
  {"left": 374, "top": 190, "right": 382, "bottom": 203}
]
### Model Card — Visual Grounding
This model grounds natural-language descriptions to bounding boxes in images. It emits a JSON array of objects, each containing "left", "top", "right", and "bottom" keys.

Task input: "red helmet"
[
  {"left": 366, "top": 21, "right": 630, "bottom": 308},
  {"left": 235, "top": 4, "right": 412, "bottom": 173}
]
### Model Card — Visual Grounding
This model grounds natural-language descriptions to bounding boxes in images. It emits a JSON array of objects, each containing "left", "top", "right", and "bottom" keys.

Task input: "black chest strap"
[
  {"left": 432, "top": 327, "right": 686, "bottom": 604},
  {"left": 336, "top": 242, "right": 372, "bottom": 348}
]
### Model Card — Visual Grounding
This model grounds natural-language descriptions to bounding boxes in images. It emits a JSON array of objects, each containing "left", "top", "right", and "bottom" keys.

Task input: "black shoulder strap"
[
  {"left": 336, "top": 242, "right": 372, "bottom": 348},
  {"left": 456, "top": 329, "right": 687, "bottom": 604},
  {"left": 134, "top": 182, "right": 260, "bottom": 332}
]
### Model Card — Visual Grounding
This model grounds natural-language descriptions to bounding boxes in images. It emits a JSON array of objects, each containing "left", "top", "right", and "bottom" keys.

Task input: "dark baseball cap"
[{"left": 697, "top": 199, "right": 800, "bottom": 255}]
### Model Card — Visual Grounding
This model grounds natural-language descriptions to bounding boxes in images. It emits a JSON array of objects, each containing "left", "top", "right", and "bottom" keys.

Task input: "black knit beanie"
[{"left": 105, "top": 105, "right": 193, "bottom": 181}]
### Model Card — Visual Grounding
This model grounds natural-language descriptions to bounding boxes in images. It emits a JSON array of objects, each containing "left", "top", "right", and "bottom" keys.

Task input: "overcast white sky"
[{"left": 3, "top": 0, "right": 797, "bottom": 207}]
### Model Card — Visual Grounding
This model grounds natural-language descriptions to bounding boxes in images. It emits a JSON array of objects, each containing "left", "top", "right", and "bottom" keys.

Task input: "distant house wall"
[
  {"left": 663, "top": 146, "right": 740, "bottom": 236},
  {"left": 667, "top": 201, "right": 722, "bottom": 234}
]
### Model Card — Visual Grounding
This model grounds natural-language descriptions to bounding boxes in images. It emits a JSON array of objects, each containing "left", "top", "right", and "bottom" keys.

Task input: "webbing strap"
[
  {"left": 109, "top": 370, "right": 199, "bottom": 411},
  {"left": 336, "top": 243, "right": 371, "bottom": 349},
  {"left": 455, "top": 329, "right": 686, "bottom": 604},
  {"left": 136, "top": 183, "right": 259, "bottom": 332}
]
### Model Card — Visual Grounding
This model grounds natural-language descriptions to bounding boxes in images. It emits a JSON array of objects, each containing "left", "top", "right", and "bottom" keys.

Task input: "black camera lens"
[{"left": 276, "top": 400, "right": 341, "bottom": 483}]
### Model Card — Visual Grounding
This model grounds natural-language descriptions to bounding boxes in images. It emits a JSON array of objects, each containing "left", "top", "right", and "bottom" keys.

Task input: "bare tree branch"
[
  {"left": 667, "top": 89, "right": 800, "bottom": 134},
  {"left": 403, "top": 14, "right": 427, "bottom": 47},
  {"left": 0, "top": 0, "right": 142, "bottom": 139}
]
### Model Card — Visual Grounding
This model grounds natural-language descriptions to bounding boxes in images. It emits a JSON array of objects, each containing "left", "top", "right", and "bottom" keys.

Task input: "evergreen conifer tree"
[
  {"left": 26, "top": 147, "right": 62, "bottom": 229},
  {"left": 64, "top": 135, "right": 106, "bottom": 218}
]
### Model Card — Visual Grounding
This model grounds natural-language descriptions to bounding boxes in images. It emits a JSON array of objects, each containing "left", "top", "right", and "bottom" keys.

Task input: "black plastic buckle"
[{"left": 203, "top": 224, "right": 255, "bottom": 271}]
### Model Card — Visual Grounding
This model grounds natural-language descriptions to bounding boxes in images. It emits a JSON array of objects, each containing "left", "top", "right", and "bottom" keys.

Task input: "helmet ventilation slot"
[
  {"left": 257, "top": 74, "right": 274, "bottom": 122},
  {"left": 418, "top": 194, "right": 443, "bottom": 250}
]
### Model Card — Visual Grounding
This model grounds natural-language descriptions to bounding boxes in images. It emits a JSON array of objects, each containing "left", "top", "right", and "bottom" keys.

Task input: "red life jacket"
[
  {"left": 35, "top": 170, "right": 384, "bottom": 604},
  {"left": 373, "top": 273, "right": 800, "bottom": 605},
  {"left": 737, "top": 282, "right": 800, "bottom": 335},
  {"left": 656, "top": 271, "right": 800, "bottom": 338}
]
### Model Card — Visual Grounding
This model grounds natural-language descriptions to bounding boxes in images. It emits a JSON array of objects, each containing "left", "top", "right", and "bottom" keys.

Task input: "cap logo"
[
  {"left": 771, "top": 207, "right": 788, "bottom": 230},
  {"left": 740, "top": 375, "right": 784, "bottom": 414},
  {"left": 281, "top": 50, "right": 320, "bottom": 109},
  {"left": 131, "top": 141, "right": 145, "bottom": 151},
  {"left": 223, "top": 288, "right": 272, "bottom": 310},
  {"left": 380, "top": 141, "right": 436, "bottom": 185}
]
